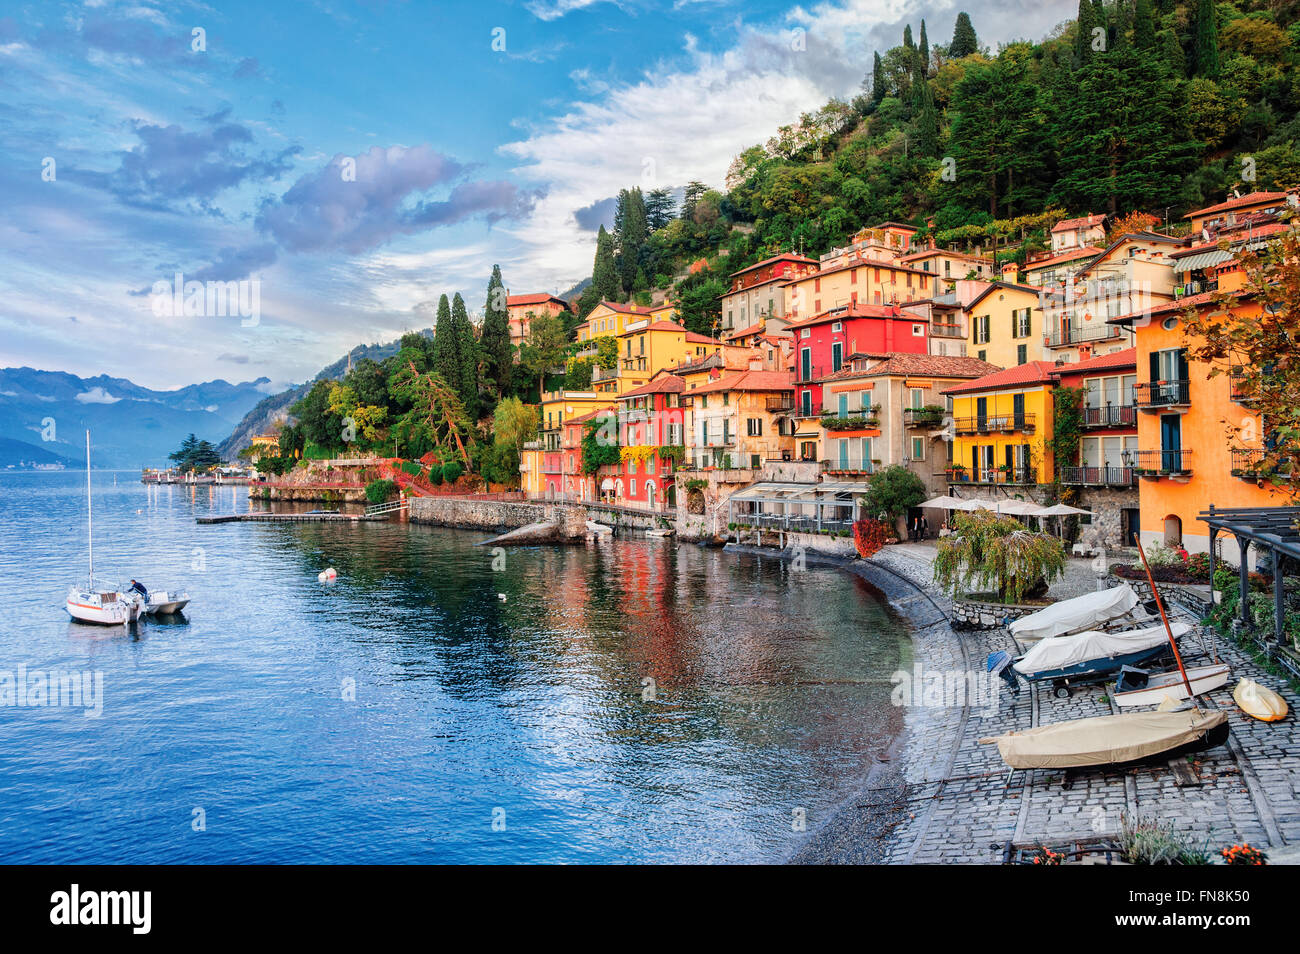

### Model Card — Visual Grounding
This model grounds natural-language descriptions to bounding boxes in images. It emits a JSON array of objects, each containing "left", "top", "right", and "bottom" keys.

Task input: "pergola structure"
[
  {"left": 1198, "top": 504, "right": 1300, "bottom": 678},
  {"left": 727, "top": 481, "right": 864, "bottom": 537}
]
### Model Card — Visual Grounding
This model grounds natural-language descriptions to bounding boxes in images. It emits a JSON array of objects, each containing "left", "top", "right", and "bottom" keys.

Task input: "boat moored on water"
[
  {"left": 141, "top": 590, "right": 191, "bottom": 615},
  {"left": 66, "top": 581, "right": 144, "bottom": 626}
]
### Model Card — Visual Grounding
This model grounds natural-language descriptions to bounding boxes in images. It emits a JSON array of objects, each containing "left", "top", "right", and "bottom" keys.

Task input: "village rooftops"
[
  {"left": 686, "top": 369, "right": 794, "bottom": 395},
  {"left": 817, "top": 352, "right": 1001, "bottom": 384},
  {"left": 1050, "top": 346, "right": 1137, "bottom": 379},
  {"left": 1186, "top": 191, "right": 1293, "bottom": 220},
  {"left": 616, "top": 375, "right": 685, "bottom": 400},
  {"left": 782, "top": 301, "right": 906, "bottom": 331},
  {"left": 1076, "top": 231, "right": 1186, "bottom": 274},
  {"left": 1051, "top": 213, "right": 1107, "bottom": 233},
  {"left": 507, "top": 293, "right": 569, "bottom": 308},
  {"left": 779, "top": 256, "right": 935, "bottom": 286},
  {"left": 941, "top": 360, "right": 1058, "bottom": 396},
  {"left": 727, "top": 252, "right": 817, "bottom": 280},
  {"left": 963, "top": 280, "right": 1047, "bottom": 310},
  {"left": 1106, "top": 288, "right": 1254, "bottom": 325},
  {"left": 1024, "top": 246, "right": 1104, "bottom": 271}
]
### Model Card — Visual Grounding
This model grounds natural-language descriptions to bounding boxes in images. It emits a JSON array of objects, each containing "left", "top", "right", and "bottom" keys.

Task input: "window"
[
  {"left": 1017, "top": 344, "right": 1027, "bottom": 365},
  {"left": 832, "top": 342, "right": 843, "bottom": 372},
  {"left": 913, "top": 324, "right": 925, "bottom": 336},
  {"left": 631, "top": 480, "right": 637, "bottom": 496},
  {"left": 974, "top": 315, "right": 990, "bottom": 344},
  {"left": 722, "top": 392, "right": 730, "bottom": 406},
  {"left": 746, "top": 418, "right": 763, "bottom": 436},
  {"left": 701, "top": 395, "right": 707, "bottom": 408},
  {"left": 1013, "top": 307, "right": 1032, "bottom": 338},
  {"left": 909, "top": 388, "right": 924, "bottom": 409},
  {"left": 800, "top": 329, "right": 810, "bottom": 339},
  {"left": 832, "top": 321, "right": 843, "bottom": 332},
  {"left": 978, "top": 350, "right": 987, "bottom": 362},
  {"left": 911, "top": 436, "right": 925, "bottom": 460},
  {"left": 750, "top": 454, "right": 761, "bottom": 468},
  {"left": 646, "top": 456, "right": 655, "bottom": 474}
]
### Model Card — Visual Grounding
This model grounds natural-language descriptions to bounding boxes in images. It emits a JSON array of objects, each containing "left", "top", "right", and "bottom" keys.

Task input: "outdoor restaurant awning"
[{"left": 600, "top": 478, "right": 614, "bottom": 491}]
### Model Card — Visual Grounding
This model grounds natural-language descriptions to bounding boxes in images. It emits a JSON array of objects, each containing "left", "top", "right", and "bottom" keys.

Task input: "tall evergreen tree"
[
  {"left": 871, "top": 51, "right": 886, "bottom": 102},
  {"left": 949, "top": 12, "right": 978, "bottom": 58},
  {"left": 450, "top": 293, "right": 480, "bottom": 422},
  {"left": 431, "top": 293, "right": 458, "bottom": 393},
  {"left": 903, "top": 24, "right": 915, "bottom": 52},
  {"left": 591, "top": 226, "right": 619, "bottom": 303},
  {"left": 644, "top": 188, "right": 676, "bottom": 230},
  {"left": 612, "top": 187, "right": 648, "bottom": 294},
  {"left": 1132, "top": 0, "right": 1156, "bottom": 52},
  {"left": 480, "top": 264, "right": 512, "bottom": 399},
  {"left": 1075, "top": 0, "right": 1100, "bottom": 67},
  {"left": 1192, "top": 0, "right": 1219, "bottom": 77},
  {"left": 919, "top": 19, "right": 930, "bottom": 74}
]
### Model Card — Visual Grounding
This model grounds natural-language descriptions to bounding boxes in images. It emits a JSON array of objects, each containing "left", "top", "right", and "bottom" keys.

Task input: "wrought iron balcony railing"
[
  {"left": 1128, "top": 449, "right": 1192, "bottom": 475},
  {"left": 1058, "top": 465, "right": 1136, "bottom": 486},
  {"left": 1081, "top": 404, "right": 1137, "bottom": 428},
  {"left": 1135, "top": 380, "right": 1190, "bottom": 408},
  {"left": 952, "top": 413, "right": 1036, "bottom": 435}
]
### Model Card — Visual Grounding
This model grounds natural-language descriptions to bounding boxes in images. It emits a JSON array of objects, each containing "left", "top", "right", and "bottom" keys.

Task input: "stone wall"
[
  {"left": 1075, "top": 485, "right": 1139, "bottom": 550},
  {"left": 950, "top": 595, "right": 1042, "bottom": 630},
  {"left": 726, "top": 527, "right": 858, "bottom": 558},
  {"left": 408, "top": 496, "right": 584, "bottom": 535},
  {"left": 674, "top": 468, "right": 762, "bottom": 543}
]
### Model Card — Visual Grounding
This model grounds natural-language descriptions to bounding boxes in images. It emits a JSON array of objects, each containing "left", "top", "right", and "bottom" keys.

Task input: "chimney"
[
  {"left": 748, "top": 355, "right": 763, "bottom": 371},
  {"left": 1001, "top": 260, "right": 1019, "bottom": 283}
]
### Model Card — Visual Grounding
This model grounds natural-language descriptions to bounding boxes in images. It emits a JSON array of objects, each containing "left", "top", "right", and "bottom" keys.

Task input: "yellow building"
[
  {"left": 593, "top": 320, "right": 732, "bottom": 396},
  {"left": 576, "top": 301, "right": 654, "bottom": 342},
  {"left": 965, "top": 281, "right": 1045, "bottom": 368},
  {"left": 782, "top": 257, "right": 940, "bottom": 321},
  {"left": 942, "top": 361, "right": 1058, "bottom": 487}
]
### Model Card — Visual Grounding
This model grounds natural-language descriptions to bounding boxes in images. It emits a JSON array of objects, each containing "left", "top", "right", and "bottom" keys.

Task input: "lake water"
[{"left": 0, "top": 470, "right": 910, "bottom": 863}]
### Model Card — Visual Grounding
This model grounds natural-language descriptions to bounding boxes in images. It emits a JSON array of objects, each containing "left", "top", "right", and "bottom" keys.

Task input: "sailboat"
[{"left": 66, "top": 431, "right": 143, "bottom": 626}]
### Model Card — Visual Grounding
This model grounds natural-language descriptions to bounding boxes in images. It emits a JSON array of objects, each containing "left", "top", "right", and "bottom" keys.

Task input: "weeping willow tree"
[{"left": 933, "top": 510, "right": 1066, "bottom": 604}]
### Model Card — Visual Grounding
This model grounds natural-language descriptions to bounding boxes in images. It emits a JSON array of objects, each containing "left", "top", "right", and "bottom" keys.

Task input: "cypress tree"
[
  {"left": 431, "top": 293, "right": 458, "bottom": 391},
  {"left": 450, "top": 293, "right": 480, "bottom": 422},
  {"left": 480, "top": 264, "right": 512, "bottom": 399},
  {"left": 1159, "top": 28, "right": 1186, "bottom": 77},
  {"left": 1193, "top": 0, "right": 1219, "bottom": 77},
  {"left": 591, "top": 226, "right": 619, "bottom": 303},
  {"left": 1132, "top": 0, "right": 1156, "bottom": 52},
  {"left": 903, "top": 24, "right": 915, "bottom": 52},
  {"left": 871, "top": 51, "right": 886, "bottom": 102},
  {"left": 613, "top": 187, "right": 648, "bottom": 295},
  {"left": 919, "top": 19, "right": 930, "bottom": 74},
  {"left": 1075, "top": 0, "right": 1098, "bottom": 67},
  {"left": 949, "top": 12, "right": 978, "bottom": 58}
]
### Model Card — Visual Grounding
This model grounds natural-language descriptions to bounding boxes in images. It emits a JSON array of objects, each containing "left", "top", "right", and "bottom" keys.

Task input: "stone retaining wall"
[
  {"left": 950, "top": 595, "right": 1042, "bottom": 630},
  {"left": 408, "top": 495, "right": 586, "bottom": 536}
]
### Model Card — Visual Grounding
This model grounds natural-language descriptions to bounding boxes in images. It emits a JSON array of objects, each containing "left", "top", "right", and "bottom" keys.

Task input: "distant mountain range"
[
  {"left": 215, "top": 330, "right": 434, "bottom": 460},
  {"left": 0, "top": 367, "right": 275, "bottom": 469}
]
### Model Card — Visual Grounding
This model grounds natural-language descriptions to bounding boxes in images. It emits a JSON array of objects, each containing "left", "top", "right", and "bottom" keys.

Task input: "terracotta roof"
[
  {"left": 784, "top": 302, "right": 906, "bottom": 331},
  {"left": 1075, "top": 232, "right": 1186, "bottom": 274},
  {"left": 618, "top": 375, "right": 685, "bottom": 399},
  {"left": 1171, "top": 222, "right": 1291, "bottom": 258},
  {"left": 1051, "top": 347, "right": 1137, "bottom": 379},
  {"left": 965, "top": 281, "right": 1046, "bottom": 311},
  {"left": 897, "top": 247, "right": 992, "bottom": 264},
  {"left": 941, "top": 360, "right": 1059, "bottom": 395},
  {"left": 1051, "top": 214, "right": 1107, "bottom": 233},
  {"left": 507, "top": 293, "right": 568, "bottom": 308},
  {"left": 687, "top": 369, "right": 794, "bottom": 395},
  {"left": 1187, "top": 191, "right": 1291, "bottom": 219},
  {"left": 727, "top": 252, "right": 817, "bottom": 279},
  {"left": 1107, "top": 289, "right": 1255, "bottom": 325},
  {"left": 726, "top": 321, "right": 766, "bottom": 339},
  {"left": 820, "top": 353, "right": 1002, "bottom": 382},
  {"left": 635, "top": 319, "right": 686, "bottom": 332},
  {"left": 1023, "top": 247, "right": 1103, "bottom": 272},
  {"left": 566, "top": 407, "right": 616, "bottom": 427},
  {"left": 596, "top": 300, "right": 656, "bottom": 315}
]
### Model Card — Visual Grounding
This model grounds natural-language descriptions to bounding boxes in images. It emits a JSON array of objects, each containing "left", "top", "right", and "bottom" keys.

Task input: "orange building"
[{"left": 506, "top": 293, "right": 570, "bottom": 349}]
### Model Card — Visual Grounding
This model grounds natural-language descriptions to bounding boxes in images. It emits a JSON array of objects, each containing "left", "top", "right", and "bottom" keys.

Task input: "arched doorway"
[
  {"left": 1163, "top": 514, "right": 1182, "bottom": 547},
  {"left": 645, "top": 479, "right": 657, "bottom": 509}
]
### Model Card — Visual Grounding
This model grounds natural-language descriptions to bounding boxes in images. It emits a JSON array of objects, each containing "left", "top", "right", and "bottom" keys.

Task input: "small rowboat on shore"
[
  {"left": 1234, "top": 678, "right": 1288, "bottom": 722},
  {"left": 982, "top": 709, "right": 1229, "bottom": 770},
  {"left": 1113, "top": 663, "right": 1232, "bottom": 708}
]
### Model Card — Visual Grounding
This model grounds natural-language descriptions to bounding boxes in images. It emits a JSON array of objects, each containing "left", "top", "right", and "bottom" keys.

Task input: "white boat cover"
[
  {"left": 1013, "top": 621, "right": 1189, "bottom": 677},
  {"left": 1009, "top": 584, "right": 1141, "bottom": 643},
  {"left": 989, "top": 709, "right": 1227, "bottom": 769}
]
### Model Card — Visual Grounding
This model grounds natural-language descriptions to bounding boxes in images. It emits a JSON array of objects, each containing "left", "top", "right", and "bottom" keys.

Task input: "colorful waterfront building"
[
  {"left": 684, "top": 369, "right": 795, "bottom": 470},
  {"left": 963, "top": 281, "right": 1044, "bottom": 367},
  {"left": 595, "top": 374, "right": 687, "bottom": 510},
  {"left": 559, "top": 408, "right": 609, "bottom": 502},
  {"left": 720, "top": 253, "right": 817, "bottom": 333},
  {"left": 592, "top": 319, "right": 731, "bottom": 397},
  {"left": 782, "top": 256, "right": 940, "bottom": 322},
  {"left": 506, "top": 293, "right": 570, "bottom": 349},
  {"left": 1050, "top": 348, "right": 1141, "bottom": 547},
  {"left": 1049, "top": 213, "right": 1107, "bottom": 252},
  {"left": 814, "top": 352, "right": 998, "bottom": 489},
  {"left": 942, "top": 361, "right": 1058, "bottom": 488},
  {"left": 576, "top": 301, "right": 655, "bottom": 342},
  {"left": 1021, "top": 245, "right": 1103, "bottom": 288}
]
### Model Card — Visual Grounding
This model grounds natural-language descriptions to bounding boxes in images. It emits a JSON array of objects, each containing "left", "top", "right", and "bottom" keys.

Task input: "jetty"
[{"left": 197, "top": 500, "right": 407, "bottom": 525}]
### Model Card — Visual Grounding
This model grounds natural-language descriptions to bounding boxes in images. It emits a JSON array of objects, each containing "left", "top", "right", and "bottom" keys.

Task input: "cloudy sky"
[{"left": 0, "top": 0, "right": 1076, "bottom": 390}]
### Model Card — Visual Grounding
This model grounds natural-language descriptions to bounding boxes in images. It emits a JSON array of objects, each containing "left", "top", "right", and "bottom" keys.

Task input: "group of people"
[{"left": 908, "top": 514, "right": 930, "bottom": 542}]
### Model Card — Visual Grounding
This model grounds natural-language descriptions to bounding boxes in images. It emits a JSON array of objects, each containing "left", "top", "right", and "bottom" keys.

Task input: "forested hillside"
[{"left": 577, "top": 0, "right": 1300, "bottom": 334}]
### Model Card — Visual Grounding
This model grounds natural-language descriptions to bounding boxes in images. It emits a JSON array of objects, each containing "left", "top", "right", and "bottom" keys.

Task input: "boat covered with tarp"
[
  {"left": 1012, "top": 621, "right": 1190, "bottom": 681},
  {"left": 984, "top": 709, "right": 1229, "bottom": 770},
  {"left": 1008, "top": 584, "right": 1143, "bottom": 644}
]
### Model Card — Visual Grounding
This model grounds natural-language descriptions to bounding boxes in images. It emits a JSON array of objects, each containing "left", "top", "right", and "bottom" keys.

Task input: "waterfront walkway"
[{"left": 839, "top": 544, "right": 1300, "bottom": 864}]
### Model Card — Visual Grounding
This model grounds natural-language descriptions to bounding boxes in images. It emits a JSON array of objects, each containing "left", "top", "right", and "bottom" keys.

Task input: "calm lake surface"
[{"left": 0, "top": 470, "right": 910, "bottom": 863}]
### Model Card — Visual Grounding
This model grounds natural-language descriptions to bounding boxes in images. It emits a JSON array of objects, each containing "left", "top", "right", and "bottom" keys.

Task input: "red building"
[
  {"left": 1050, "top": 347, "right": 1139, "bottom": 489},
  {"left": 559, "top": 408, "right": 611, "bottom": 502},
  {"left": 598, "top": 374, "right": 686, "bottom": 511},
  {"left": 785, "top": 302, "right": 930, "bottom": 418}
]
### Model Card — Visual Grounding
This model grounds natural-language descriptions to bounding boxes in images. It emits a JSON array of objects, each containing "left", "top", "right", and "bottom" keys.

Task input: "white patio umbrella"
[
  {"left": 919, "top": 495, "right": 969, "bottom": 510},
  {"left": 1034, "top": 502, "right": 1091, "bottom": 538}
]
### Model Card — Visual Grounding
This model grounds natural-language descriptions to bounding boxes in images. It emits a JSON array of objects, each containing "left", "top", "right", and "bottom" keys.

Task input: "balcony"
[
  {"left": 1135, "top": 380, "right": 1190, "bottom": 410},
  {"left": 821, "top": 456, "right": 876, "bottom": 476},
  {"left": 766, "top": 395, "right": 795, "bottom": 413},
  {"left": 1045, "top": 323, "right": 1125, "bottom": 349},
  {"left": 904, "top": 407, "right": 945, "bottom": 428},
  {"left": 952, "top": 413, "right": 1037, "bottom": 435},
  {"left": 795, "top": 362, "right": 829, "bottom": 385},
  {"left": 1173, "top": 279, "right": 1218, "bottom": 298},
  {"left": 947, "top": 467, "right": 1039, "bottom": 485},
  {"left": 1230, "top": 366, "right": 1251, "bottom": 404},
  {"left": 591, "top": 364, "right": 621, "bottom": 383},
  {"left": 1128, "top": 449, "right": 1192, "bottom": 477},
  {"left": 820, "top": 410, "right": 881, "bottom": 432},
  {"left": 1081, "top": 404, "right": 1137, "bottom": 428},
  {"left": 930, "top": 322, "right": 964, "bottom": 338},
  {"left": 793, "top": 399, "right": 824, "bottom": 419},
  {"left": 1231, "top": 448, "right": 1297, "bottom": 480},
  {"left": 1059, "top": 465, "right": 1137, "bottom": 486}
]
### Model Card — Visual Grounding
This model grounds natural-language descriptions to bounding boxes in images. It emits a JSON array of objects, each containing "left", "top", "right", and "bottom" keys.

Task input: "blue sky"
[{"left": 0, "top": 0, "right": 1076, "bottom": 390}]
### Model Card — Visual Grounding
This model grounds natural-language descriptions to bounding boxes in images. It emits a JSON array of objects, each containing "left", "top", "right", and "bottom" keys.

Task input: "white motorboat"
[
  {"left": 1113, "top": 663, "right": 1232, "bottom": 708},
  {"left": 66, "top": 431, "right": 143, "bottom": 627},
  {"left": 585, "top": 520, "right": 613, "bottom": 535},
  {"left": 141, "top": 590, "right": 191, "bottom": 615},
  {"left": 645, "top": 528, "right": 674, "bottom": 538}
]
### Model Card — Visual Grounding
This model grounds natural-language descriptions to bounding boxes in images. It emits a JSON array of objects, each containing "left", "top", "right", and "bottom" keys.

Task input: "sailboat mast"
[{"left": 86, "top": 430, "right": 93, "bottom": 583}]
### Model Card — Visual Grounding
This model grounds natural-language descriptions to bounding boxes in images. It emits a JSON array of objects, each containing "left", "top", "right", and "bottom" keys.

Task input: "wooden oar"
[{"left": 1132, "top": 533, "right": 1196, "bottom": 700}]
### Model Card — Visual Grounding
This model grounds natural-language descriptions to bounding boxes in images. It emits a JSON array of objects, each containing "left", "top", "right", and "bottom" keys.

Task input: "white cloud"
[{"left": 75, "top": 386, "right": 121, "bottom": 404}]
